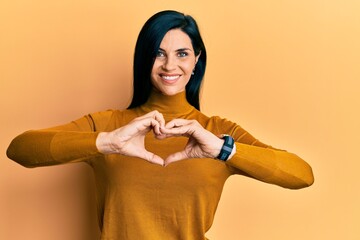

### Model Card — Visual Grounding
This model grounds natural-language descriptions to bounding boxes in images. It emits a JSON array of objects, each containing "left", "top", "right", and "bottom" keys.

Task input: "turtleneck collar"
[{"left": 139, "top": 89, "right": 195, "bottom": 117}]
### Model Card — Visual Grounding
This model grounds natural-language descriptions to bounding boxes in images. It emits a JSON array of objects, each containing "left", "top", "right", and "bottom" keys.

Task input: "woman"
[{"left": 7, "top": 10, "right": 314, "bottom": 240}]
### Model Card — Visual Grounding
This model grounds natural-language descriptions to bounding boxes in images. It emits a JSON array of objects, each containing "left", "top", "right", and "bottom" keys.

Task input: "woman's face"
[{"left": 151, "top": 29, "right": 200, "bottom": 96}]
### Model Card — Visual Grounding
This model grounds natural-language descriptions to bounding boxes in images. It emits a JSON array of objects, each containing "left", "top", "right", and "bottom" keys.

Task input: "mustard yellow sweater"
[{"left": 7, "top": 90, "right": 313, "bottom": 240}]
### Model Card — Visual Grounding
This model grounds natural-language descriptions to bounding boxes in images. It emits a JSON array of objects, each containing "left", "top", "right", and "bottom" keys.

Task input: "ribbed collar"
[{"left": 139, "top": 89, "right": 195, "bottom": 117}]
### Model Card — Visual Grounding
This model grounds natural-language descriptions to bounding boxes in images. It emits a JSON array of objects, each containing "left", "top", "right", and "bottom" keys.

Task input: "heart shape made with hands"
[{"left": 110, "top": 111, "right": 223, "bottom": 167}]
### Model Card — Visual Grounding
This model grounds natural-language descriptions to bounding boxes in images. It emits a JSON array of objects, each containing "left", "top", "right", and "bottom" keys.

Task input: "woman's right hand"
[{"left": 96, "top": 110, "right": 165, "bottom": 165}]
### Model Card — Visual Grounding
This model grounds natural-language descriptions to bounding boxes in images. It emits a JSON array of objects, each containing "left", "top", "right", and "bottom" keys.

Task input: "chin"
[
  {"left": 161, "top": 90, "right": 179, "bottom": 96},
  {"left": 158, "top": 87, "right": 184, "bottom": 96}
]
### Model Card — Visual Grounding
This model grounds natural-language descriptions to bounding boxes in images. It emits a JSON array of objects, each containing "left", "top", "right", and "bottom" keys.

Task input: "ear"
[{"left": 195, "top": 51, "right": 201, "bottom": 64}]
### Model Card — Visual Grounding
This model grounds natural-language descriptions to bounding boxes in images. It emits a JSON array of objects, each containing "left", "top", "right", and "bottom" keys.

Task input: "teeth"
[{"left": 162, "top": 75, "right": 180, "bottom": 81}]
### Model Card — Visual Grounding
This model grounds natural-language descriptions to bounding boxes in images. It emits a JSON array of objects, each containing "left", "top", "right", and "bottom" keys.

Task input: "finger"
[
  {"left": 143, "top": 151, "right": 165, "bottom": 166},
  {"left": 153, "top": 112, "right": 165, "bottom": 129},
  {"left": 148, "top": 118, "right": 161, "bottom": 135},
  {"left": 161, "top": 124, "right": 195, "bottom": 137},
  {"left": 137, "top": 118, "right": 161, "bottom": 133},
  {"left": 135, "top": 110, "right": 161, "bottom": 120},
  {"left": 164, "top": 151, "right": 189, "bottom": 166},
  {"left": 136, "top": 110, "right": 165, "bottom": 126},
  {"left": 149, "top": 111, "right": 166, "bottom": 134},
  {"left": 154, "top": 133, "right": 168, "bottom": 140},
  {"left": 164, "top": 118, "right": 192, "bottom": 129},
  {"left": 137, "top": 111, "right": 165, "bottom": 135}
]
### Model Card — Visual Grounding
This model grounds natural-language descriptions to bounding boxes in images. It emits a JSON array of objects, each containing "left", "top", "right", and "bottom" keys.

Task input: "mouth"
[{"left": 160, "top": 74, "right": 181, "bottom": 83}]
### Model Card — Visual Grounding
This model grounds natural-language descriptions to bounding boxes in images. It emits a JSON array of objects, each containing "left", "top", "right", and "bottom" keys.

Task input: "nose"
[{"left": 162, "top": 55, "right": 176, "bottom": 71}]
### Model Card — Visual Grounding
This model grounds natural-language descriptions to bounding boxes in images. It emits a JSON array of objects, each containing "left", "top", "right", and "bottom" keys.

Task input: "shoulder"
[
  {"left": 206, "top": 115, "right": 267, "bottom": 146},
  {"left": 87, "top": 108, "right": 139, "bottom": 131},
  {"left": 192, "top": 110, "right": 238, "bottom": 134},
  {"left": 205, "top": 115, "right": 239, "bottom": 134},
  {"left": 189, "top": 110, "right": 250, "bottom": 140},
  {"left": 189, "top": 108, "right": 210, "bottom": 124},
  {"left": 88, "top": 109, "right": 116, "bottom": 121}
]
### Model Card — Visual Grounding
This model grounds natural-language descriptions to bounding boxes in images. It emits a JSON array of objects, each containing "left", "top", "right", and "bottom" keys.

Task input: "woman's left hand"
[{"left": 159, "top": 119, "right": 224, "bottom": 165}]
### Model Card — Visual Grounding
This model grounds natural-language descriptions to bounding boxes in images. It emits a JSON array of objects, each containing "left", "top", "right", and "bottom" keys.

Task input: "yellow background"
[{"left": 1, "top": 1, "right": 359, "bottom": 239}]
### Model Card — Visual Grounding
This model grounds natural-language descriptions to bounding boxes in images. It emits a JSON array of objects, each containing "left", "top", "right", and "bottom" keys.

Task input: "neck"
[{"left": 139, "top": 89, "right": 194, "bottom": 116}]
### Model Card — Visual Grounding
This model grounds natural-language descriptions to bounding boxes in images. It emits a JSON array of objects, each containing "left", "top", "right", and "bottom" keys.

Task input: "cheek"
[
  {"left": 150, "top": 63, "right": 159, "bottom": 78},
  {"left": 182, "top": 62, "right": 195, "bottom": 74}
]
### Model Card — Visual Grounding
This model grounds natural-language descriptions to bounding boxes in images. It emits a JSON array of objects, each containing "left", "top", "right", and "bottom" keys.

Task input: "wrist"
[
  {"left": 216, "top": 134, "right": 235, "bottom": 161},
  {"left": 96, "top": 132, "right": 114, "bottom": 154},
  {"left": 227, "top": 143, "right": 236, "bottom": 160}
]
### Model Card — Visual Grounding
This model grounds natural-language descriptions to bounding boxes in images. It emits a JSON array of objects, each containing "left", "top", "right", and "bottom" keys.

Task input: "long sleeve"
[
  {"left": 6, "top": 111, "right": 114, "bottom": 168},
  {"left": 210, "top": 116, "right": 314, "bottom": 189},
  {"left": 227, "top": 143, "right": 314, "bottom": 189}
]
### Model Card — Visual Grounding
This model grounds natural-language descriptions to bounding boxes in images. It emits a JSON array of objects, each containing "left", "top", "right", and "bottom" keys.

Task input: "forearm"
[
  {"left": 227, "top": 142, "right": 314, "bottom": 189},
  {"left": 7, "top": 130, "right": 101, "bottom": 168}
]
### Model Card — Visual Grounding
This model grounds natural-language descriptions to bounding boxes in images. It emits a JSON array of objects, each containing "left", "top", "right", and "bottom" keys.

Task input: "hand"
[
  {"left": 96, "top": 110, "right": 165, "bottom": 165},
  {"left": 159, "top": 119, "right": 224, "bottom": 166}
]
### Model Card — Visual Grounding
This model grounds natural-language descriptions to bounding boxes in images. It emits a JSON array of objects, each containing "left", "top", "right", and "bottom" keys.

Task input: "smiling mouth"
[{"left": 160, "top": 74, "right": 181, "bottom": 82}]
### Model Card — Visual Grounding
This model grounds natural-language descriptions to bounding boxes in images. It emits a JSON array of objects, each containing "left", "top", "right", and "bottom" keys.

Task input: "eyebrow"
[{"left": 158, "top": 47, "right": 193, "bottom": 52}]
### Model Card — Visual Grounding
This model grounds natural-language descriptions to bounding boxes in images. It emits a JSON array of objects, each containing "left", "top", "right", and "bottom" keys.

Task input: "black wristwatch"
[{"left": 216, "top": 134, "right": 235, "bottom": 161}]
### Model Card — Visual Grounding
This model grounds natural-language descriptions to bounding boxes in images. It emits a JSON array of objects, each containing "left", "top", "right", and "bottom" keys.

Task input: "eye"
[
  {"left": 177, "top": 51, "right": 188, "bottom": 57},
  {"left": 156, "top": 51, "right": 165, "bottom": 57}
]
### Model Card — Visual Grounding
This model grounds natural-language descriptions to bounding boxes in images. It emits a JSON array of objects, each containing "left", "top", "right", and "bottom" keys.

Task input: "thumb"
[
  {"left": 143, "top": 151, "right": 165, "bottom": 166},
  {"left": 165, "top": 151, "right": 189, "bottom": 166}
]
